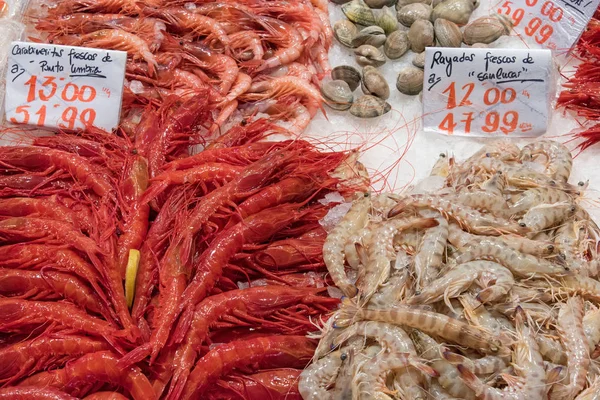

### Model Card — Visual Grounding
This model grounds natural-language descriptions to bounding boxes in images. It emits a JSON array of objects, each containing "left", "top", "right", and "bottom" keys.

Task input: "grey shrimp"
[
  {"left": 447, "top": 223, "right": 555, "bottom": 257},
  {"left": 574, "top": 377, "right": 600, "bottom": 399},
  {"left": 551, "top": 296, "right": 589, "bottom": 400},
  {"left": 480, "top": 171, "right": 508, "bottom": 197},
  {"left": 323, "top": 193, "right": 371, "bottom": 297},
  {"left": 441, "top": 350, "right": 508, "bottom": 376},
  {"left": 334, "top": 300, "right": 504, "bottom": 355},
  {"left": 428, "top": 381, "right": 462, "bottom": 399},
  {"left": 519, "top": 201, "right": 576, "bottom": 234},
  {"left": 476, "top": 156, "right": 579, "bottom": 192},
  {"left": 583, "top": 307, "right": 600, "bottom": 354},
  {"left": 431, "top": 152, "right": 454, "bottom": 178},
  {"left": 456, "top": 190, "right": 511, "bottom": 218},
  {"left": 298, "top": 349, "right": 343, "bottom": 400},
  {"left": 389, "top": 194, "right": 527, "bottom": 236},
  {"left": 340, "top": 324, "right": 431, "bottom": 400},
  {"left": 331, "top": 339, "right": 363, "bottom": 400},
  {"left": 537, "top": 334, "right": 569, "bottom": 365},
  {"left": 510, "top": 187, "right": 573, "bottom": 215},
  {"left": 521, "top": 139, "right": 573, "bottom": 183},
  {"left": 413, "top": 330, "right": 477, "bottom": 400},
  {"left": 413, "top": 210, "right": 449, "bottom": 290},
  {"left": 394, "top": 229, "right": 423, "bottom": 252},
  {"left": 408, "top": 261, "right": 514, "bottom": 306},
  {"left": 368, "top": 264, "right": 410, "bottom": 309},
  {"left": 460, "top": 293, "right": 515, "bottom": 336},
  {"left": 455, "top": 238, "right": 568, "bottom": 277},
  {"left": 352, "top": 351, "right": 436, "bottom": 400},
  {"left": 357, "top": 217, "right": 438, "bottom": 304},
  {"left": 455, "top": 308, "right": 547, "bottom": 399}
]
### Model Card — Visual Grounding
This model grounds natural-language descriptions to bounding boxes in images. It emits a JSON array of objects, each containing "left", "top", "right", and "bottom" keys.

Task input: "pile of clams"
[{"left": 326, "top": 0, "right": 514, "bottom": 116}]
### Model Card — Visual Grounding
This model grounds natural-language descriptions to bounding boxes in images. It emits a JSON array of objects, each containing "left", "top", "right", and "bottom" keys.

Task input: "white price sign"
[
  {"left": 423, "top": 47, "right": 553, "bottom": 137},
  {"left": 4, "top": 41, "right": 126, "bottom": 132},
  {"left": 494, "top": 0, "right": 600, "bottom": 51}
]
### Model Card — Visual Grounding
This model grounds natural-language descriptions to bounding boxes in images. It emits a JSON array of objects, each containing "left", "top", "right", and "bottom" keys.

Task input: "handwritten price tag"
[
  {"left": 422, "top": 47, "right": 553, "bottom": 137},
  {"left": 495, "top": 0, "right": 600, "bottom": 50},
  {"left": 4, "top": 41, "right": 126, "bottom": 132}
]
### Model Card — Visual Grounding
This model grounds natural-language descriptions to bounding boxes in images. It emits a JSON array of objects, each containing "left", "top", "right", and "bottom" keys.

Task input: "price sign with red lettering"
[
  {"left": 422, "top": 47, "right": 553, "bottom": 137},
  {"left": 495, "top": 0, "right": 600, "bottom": 50},
  {"left": 4, "top": 41, "right": 126, "bottom": 131}
]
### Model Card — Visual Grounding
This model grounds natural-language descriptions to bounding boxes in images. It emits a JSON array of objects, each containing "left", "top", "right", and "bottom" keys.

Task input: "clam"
[
  {"left": 354, "top": 45, "right": 386, "bottom": 67},
  {"left": 361, "top": 66, "right": 390, "bottom": 99},
  {"left": 413, "top": 51, "right": 426, "bottom": 68},
  {"left": 463, "top": 14, "right": 512, "bottom": 45},
  {"left": 352, "top": 26, "right": 387, "bottom": 48},
  {"left": 375, "top": 6, "right": 398, "bottom": 34},
  {"left": 396, "top": 0, "right": 433, "bottom": 8},
  {"left": 408, "top": 19, "right": 434, "bottom": 53},
  {"left": 384, "top": 30, "right": 410, "bottom": 59},
  {"left": 431, "top": 0, "right": 476, "bottom": 25},
  {"left": 332, "top": 65, "right": 362, "bottom": 92},
  {"left": 350, "top": 95, "right": 392, "bottom": 118},
  {"left": 397, "top": 3, "right": 432, "bottom": 27},
  {"left": 342, "top": 0, "right": 376, "bottom": 26},
  {"left": 470, "top": 42, "right": 489, "bottom": 48},
  {"left": 434, "top": 18, "right": 462, "bottom": 47},
  {"left": 396, "top": 65, "right": 424, "bottom": 95},
  {"left": 331, "top": 0, "right": 353, "bottom": 3},
  {"left": 334, "top": 20, "right": 358, "bottom": 48},
  {"left": 365, "top": 0, "right": 396, "bottom": 8},
  {"left": 321, "top": 80, "right": 354, "bottom": 111}
]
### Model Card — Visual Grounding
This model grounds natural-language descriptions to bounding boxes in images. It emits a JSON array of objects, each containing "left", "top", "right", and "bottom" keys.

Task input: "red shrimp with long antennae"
[
  {"left": 145, "top": 93, "right": 212, "bottom": 178},
  {"left": 141, "top": 163, "right": 243, "bottom": 203},
  {"left": 178, "top": 335, "right": 316, "bottom": 400},
  {"left": 0, "top": 387, "right": 78, "bottom": 399},
  {"left": 130, "top": 188, "right": 191, "bottom": 337},
  {"left": 0, "top": 269, "right": 107, "bottom": 317},
  {"left": 0, "top": 299, "right": 125, "bottom": 351},
  {"left": 0, "top": 146, "right": 113, "bottom": 197},
  {"left": 0, "top": 334, "right": 110, "bottom": 385},
  {"left": 205, "top": 369, "right": 303, "bottom": 400},
  {"left": 0, "top": 217, "right": 104, "bottom": 268},
  {"left": 18, "top": 351, "right": 155, "bottom": 400},
  {"left": 166, "top": 286, "right": 337, "bottom": 398},
  {"left": 0, "top": 244, "right": 108, "bottom": 308},
  {"left": 119, "top": 202, "right": 312, "bottom": 367},
  {"left": 116, "top": 155, "right": 149, "bottom": 277},
  {"left": 83, "top": 392, "right": 129, "bottom": 400},
  {"left": 161, "top": 141, "right": 289, "bottom": 171},
  {"left": 0, "top": 197, "right": 91, "bottom": 232}
]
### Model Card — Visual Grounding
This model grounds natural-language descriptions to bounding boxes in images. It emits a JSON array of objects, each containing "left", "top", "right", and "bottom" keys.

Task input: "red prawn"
[
  {"left": 18, "top": 351, "right": 155, "bottom": 400},
  {"left": 119, "top": 202, "right": 311, "bottom": 366},
  {"left": 0, "top": 197, "right": 92, "bottom": 232},
  {"left": 83, "top": 392, "right": 129, "bottom": 400},
  {"left": 0, "top": 269, "right": 107, "bottom": 317},
  {"left": 116, "top": 155, "right": 149, "bottom": 278},
  {"left": 0, "top": 244, "right": 108, "bottom": 309},
  {"left": 165, "top": 286, "right": 337, "bottom": 398},
  {"left": 0, "top": 334, "right": 110, "bottom": 385},
  {"left": 0, "top": 387, "right": 78, "bottom": 399},
  {"left": 179, "top": 335, "right": 315, "bottom": 400},
  {"left": 0, "top": 146, "right": 113, "bottom": 197},
  {"left": 141, "top": 162, "right": 244, "bottom": 203},
  {"left": 205, "top": 369, "right": 303, "bottom": 400},
  {"left": 0, "top": 299, "right": 125, "bottom": 351}
]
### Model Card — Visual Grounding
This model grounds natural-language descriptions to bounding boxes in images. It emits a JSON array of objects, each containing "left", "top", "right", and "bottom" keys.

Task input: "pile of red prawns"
[
  {"left": 0, "top": 92, "right": 366, "bottom": 399},
  {"left": 33, "top": 0, "right": 331, "bottom": 134},
  {"left": 557, "top": 7, "right": 600, "bottom": 150}
]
